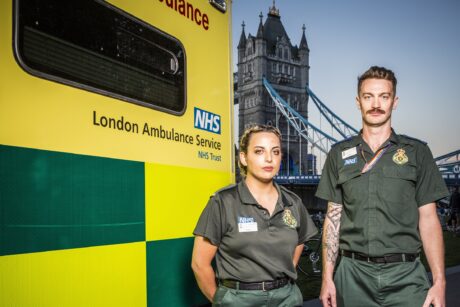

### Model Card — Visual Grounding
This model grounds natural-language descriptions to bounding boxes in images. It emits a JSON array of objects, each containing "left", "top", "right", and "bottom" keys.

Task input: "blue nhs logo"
[{"left": 194, "top": 107, "right": 221, "bottom": 134}]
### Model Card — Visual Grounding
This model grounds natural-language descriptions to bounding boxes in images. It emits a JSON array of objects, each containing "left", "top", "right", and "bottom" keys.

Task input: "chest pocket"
[
  {"left": 379, "top": 164, "right": 417, "bottom": 203},
  {"left": 337, "top": 166, "right": 362, "bottom": 204},
  {"left": 337, "top": 166, "right": 361, "bottom": 184},
  {"left": 382, "top": 164, "right": 417, "bottom": 181}
]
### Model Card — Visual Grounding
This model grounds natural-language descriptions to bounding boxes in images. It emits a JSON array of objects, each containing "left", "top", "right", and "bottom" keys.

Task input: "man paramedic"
[{"left": 316, "top": 66, "right": 449, "bottom": 307}]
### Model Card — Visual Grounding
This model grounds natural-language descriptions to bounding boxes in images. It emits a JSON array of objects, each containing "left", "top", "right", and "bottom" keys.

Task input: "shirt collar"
[
  {"left": 388, "top": 129, "right": 400, "bottom": 145},
  {"left": 237, "top": 179, "right": 291, "bottom": 207},
  {"left": 237, "top": 179, "right": 258, "bottom": 205},
  {"left": 357, "top": 128, "right": 400, "bottom": 147}
]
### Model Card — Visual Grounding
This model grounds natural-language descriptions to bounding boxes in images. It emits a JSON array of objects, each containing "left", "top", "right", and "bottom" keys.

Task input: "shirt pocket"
[
  {"left": 337, "top": 166, "right": 362, "bottom": 204},
  {"left": 379, "top": 164, "right": 417, "bottom": 203}
]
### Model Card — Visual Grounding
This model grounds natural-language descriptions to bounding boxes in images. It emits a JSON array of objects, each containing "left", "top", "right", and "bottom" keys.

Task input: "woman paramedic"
[{"left": 192, "top": 125, "right": 317, "bottom": 306}]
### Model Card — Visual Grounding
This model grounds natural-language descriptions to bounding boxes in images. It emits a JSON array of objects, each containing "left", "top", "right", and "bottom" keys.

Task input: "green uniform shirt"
[
  {"left": 316, "top": 131, "right": 449, "bottom": 256},
  {"left": 194, "top": 180, "right": 317, "bottom": 282}
]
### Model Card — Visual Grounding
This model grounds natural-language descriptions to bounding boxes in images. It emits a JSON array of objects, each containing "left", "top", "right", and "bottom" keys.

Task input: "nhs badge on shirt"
[
  {"left": 238, "top": 216, "right": 258, "bottom": 233},
  {"left": 344, "top": 157, "right": 357, "bottom": 166}
]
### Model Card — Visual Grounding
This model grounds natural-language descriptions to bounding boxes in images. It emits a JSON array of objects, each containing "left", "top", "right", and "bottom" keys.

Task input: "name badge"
[
  {"left": 342, "top": 147, "right": 357, "bottom": 159},
  {"left": 238, "top": 216, "right": 258, "bottom": 233}
]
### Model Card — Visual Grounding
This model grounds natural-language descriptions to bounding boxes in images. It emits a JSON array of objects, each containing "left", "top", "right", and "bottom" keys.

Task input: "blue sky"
[{"left": 232, "top": 0, "right": 460, "bottom": 157}]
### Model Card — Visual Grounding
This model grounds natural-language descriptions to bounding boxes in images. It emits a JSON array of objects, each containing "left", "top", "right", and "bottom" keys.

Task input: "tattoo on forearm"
[{"left": 324, "top": 202, "right": 342, "bottom": 264}]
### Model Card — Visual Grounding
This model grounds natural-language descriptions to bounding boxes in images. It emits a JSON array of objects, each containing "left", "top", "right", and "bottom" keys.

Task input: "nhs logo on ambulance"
[{"left": 194, "top": 107, "right": 221, "bottom": 134}]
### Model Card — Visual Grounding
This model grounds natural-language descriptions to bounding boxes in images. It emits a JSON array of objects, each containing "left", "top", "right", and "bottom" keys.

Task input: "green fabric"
[
  {"left": 146, "top": 238, "right": 207, "bottom": 307},
  {"left": 213, "top": 282, "right": 303, "bottom": 307},
  {"left": 316, "top": 131, "right": 449, "bottom": 256},
  {"left": 334, "top": 257, "right": 430, "bottom": 307},
  {"left": 194, "top": 180, "right": 317, "bottom": 282},
  {"left": 0, "top": 145, "right": 145, "bottom": 255}
]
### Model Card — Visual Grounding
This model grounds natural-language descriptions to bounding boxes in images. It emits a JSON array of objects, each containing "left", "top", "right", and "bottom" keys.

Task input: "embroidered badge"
[
  {"left": 393, "top": 148, "right": 409, "bottom": 165},
  {"left": 344, "top": 157, "right": 357, "bottom": 166},
  {"left": 282, "top": 209, "right": 297, "bottom": 228}
]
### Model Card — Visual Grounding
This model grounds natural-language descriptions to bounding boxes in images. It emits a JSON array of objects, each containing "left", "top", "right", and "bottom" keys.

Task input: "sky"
[{"left": 232, "top": 0, "right": 460, "bottom": 158}]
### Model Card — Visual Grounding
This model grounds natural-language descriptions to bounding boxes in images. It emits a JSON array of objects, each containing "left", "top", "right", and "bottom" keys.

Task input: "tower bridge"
[
  {"left": 263, "top": 77, "right": 460, "bottom": 188},
  {"left": 235, "top": 3, "right": 458, "bottom": 210}
]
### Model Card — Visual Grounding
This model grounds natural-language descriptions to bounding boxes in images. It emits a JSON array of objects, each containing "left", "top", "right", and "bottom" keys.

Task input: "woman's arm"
[
  {"left": 191, "top": 236, "right": 219, "bottom": 302},
  {"left": 293, "top": 243, "right": 304, "bottom": 266}
]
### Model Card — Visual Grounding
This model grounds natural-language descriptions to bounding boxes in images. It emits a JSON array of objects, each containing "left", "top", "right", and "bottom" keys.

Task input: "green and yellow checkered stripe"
[{"left": 0, "top": 145, "right": 231, "bottom": 306}]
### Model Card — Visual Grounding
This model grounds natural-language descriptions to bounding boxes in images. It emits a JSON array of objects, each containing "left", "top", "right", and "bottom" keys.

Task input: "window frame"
[{"left": 13, "top": 0, "right": 187, "bottom": 116}]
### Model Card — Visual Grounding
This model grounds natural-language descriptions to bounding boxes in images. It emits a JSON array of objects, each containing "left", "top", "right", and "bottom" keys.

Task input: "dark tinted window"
[{"left": 15, "top": 0, "right": 186, "bottom": 114}]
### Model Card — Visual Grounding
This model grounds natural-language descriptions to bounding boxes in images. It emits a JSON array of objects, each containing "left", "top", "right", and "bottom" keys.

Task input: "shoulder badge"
[
  {"left": 393, "top": 148, "right": 409, "bottom": 165},
  {"left": 282, "top": 209, "right": 298, "bottom": 229}
]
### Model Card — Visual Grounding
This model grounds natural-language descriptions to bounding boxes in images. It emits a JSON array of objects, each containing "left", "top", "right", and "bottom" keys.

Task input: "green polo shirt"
[
  {"left": 316, "top": 131, "right": 449, "bottom": 256},
  {"left": 194, "top": 180, "right": 317, "bottom": 282}
]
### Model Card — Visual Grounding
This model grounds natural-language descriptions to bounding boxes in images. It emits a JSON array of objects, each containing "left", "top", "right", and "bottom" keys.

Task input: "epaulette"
[
  {"left": 279, "top": 185, "right": 301, "bottom": 201},
  {"left": 400, "top": 134, "right": 427, "bottom": 145},
  {"left": 331, "top": 135, "right": 357, "bottom": 148},
  {"left": 210, "top": 183, "right": 237, "bottom": 198}
]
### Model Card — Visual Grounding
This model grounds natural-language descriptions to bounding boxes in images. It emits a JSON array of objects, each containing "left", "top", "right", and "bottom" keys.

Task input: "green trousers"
[
  {"left": 334, "top": 256, "right": 431, "bottom": 307},
  {"left": 212, "top": 282, "right": 303, "bottom": 307}
]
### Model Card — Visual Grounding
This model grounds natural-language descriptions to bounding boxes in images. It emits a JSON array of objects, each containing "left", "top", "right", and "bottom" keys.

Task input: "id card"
[
  {"left": 342, "top": 147, "right": 357, "bottom": 159},
  {"left": 238, "top": 217, "right": 258, "bottom": 232}
]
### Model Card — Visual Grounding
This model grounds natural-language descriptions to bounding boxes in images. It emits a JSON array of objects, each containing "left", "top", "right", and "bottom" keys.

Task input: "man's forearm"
[
  {"left": 419, "top": 204, "right": 445, "bottom": 285},
  {"left": 322, "top": 202, "right": 343, "bottom": 279},
  {"left": 419, "top": 203, "right": 446, "bottom": 307}
]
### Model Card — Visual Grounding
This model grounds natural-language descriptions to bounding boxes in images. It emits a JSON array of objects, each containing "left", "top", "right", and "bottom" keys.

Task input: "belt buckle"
[
  {"left": 262, "top": 281, "right": 266, "bottom": 292},
  {"left": 383, "top": 254, "right": 393, "bottom": 264}
]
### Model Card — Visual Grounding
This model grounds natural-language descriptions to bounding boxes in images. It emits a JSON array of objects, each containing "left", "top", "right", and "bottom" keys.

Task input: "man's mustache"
[{"left": 366, "top": 108, "right": 386, "bottom": 115}]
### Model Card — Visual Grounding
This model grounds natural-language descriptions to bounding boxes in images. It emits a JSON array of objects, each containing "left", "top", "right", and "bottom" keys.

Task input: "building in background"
[{"left": 235, "top": 3, "right": 316, "bottom": 175}]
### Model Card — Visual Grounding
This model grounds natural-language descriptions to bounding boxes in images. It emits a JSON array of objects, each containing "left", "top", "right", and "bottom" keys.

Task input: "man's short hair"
[{"left": 358, "top": 66, "right": 397, "bottom": 95}]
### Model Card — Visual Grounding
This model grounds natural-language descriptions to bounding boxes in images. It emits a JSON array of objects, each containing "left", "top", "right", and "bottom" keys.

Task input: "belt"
[
  {"left": 219, "top": 277, "right": 291, "bottom": 291},
  {"left": 341, "top": 250, "right": 419, "bottom": 263}
]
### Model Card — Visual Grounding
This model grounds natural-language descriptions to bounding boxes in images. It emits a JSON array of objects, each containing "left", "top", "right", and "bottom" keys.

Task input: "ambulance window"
[{"left": 15, "top": 0, "right": 186, "bottom": 115}]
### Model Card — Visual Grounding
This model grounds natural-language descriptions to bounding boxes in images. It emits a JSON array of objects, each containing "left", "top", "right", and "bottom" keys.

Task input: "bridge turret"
[
  {"left": 237, "top": 21, "right": 246, "bottom": 52},
  {"left": 298, "top": 24, "right": 310, "bottom": 89},
  {"left": 256, "top": 12, "right": 264, "bottom": 38}
]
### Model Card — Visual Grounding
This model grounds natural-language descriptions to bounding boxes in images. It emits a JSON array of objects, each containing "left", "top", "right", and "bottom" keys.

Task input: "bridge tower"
[{"left": 236, "top": 2, "right": 313, "bottom": 174}]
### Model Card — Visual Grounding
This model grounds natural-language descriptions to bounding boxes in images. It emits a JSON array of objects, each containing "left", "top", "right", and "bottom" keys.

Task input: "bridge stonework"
[{"left": 236, "top": 4, "right": 314, "bottom": 175}]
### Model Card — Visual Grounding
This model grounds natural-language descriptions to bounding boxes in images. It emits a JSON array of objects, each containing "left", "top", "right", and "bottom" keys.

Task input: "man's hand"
[
  {"left": 419, "top": 203, "right": 446, "bottom": 307},
  {"left": 422, "top": 282, "right": 446, "bottom": 307},
  {"left": 320, "top": 278, "right": 337, "bottom": 307}
]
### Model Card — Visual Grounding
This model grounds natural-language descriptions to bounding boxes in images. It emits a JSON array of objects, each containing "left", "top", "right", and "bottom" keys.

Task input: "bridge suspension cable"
[
  {"left": 263, "top": 78, "right": 337, "bottom": 154},
  {"left": 306, "top": 86, "right": 359, "bottom": 138}
]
